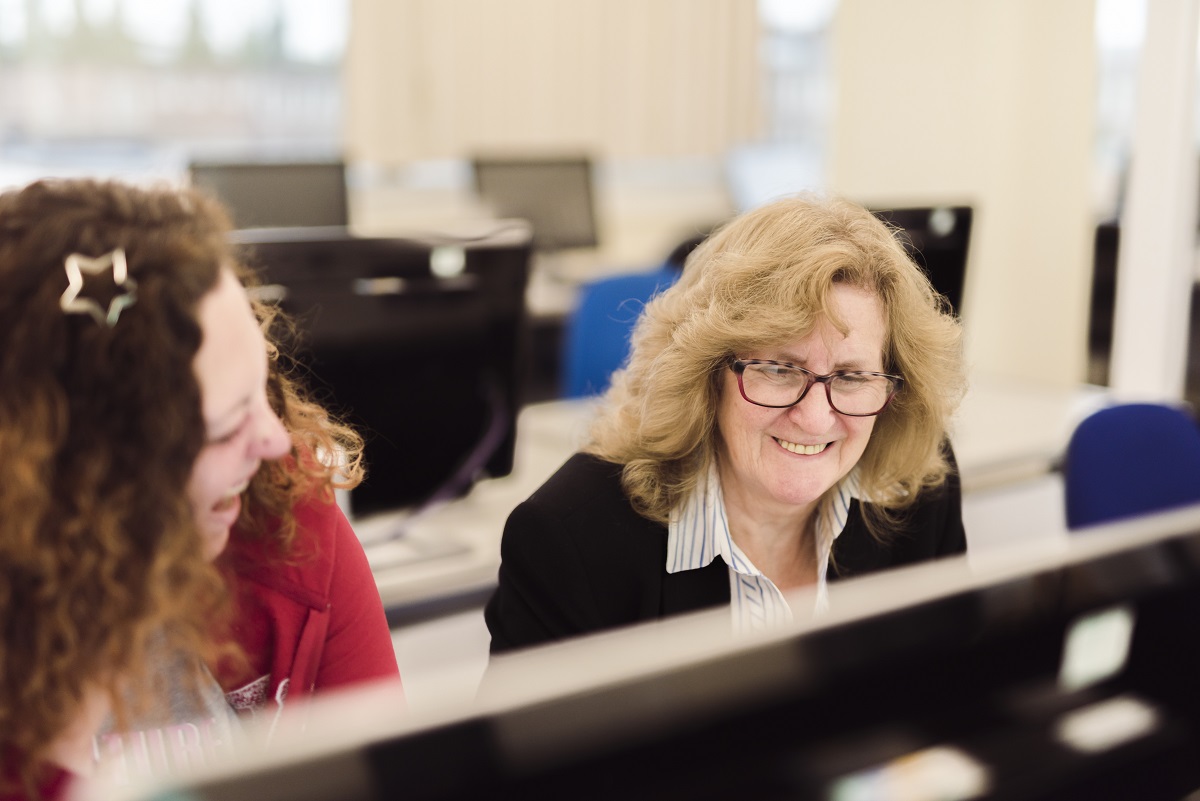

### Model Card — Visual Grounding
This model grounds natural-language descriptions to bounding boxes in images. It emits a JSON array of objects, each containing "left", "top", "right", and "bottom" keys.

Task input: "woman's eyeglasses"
[{"left": 729, "top": 359, "right": 903, "bottom": 417}]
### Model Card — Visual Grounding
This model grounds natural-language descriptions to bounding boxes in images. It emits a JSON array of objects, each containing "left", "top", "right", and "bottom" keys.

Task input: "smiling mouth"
[
  {"left": 212, "top": 478, "right": 251, "bottom": 512},
  {"left": 774, "top": 437, "right": 828, "bottom": 456}
]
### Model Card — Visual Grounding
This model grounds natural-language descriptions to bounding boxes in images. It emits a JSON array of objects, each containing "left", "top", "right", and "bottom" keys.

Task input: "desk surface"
[{"left": 359, "top": 376, "right": 1111, "bottom": 620}]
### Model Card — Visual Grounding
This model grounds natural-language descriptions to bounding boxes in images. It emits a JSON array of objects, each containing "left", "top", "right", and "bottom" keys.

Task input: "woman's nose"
[
  {"left": 788, "top": 382, "right": 837, "bottom": 427},
  {"left": 251, "top": 404, "right": 291, "bottom": 460}
]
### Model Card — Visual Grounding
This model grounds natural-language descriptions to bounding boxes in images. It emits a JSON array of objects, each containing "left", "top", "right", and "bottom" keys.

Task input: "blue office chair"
[
  {"left": 561, "top": 266, "right": 679, "bottom": 398},
  {"left": 1062, "top": 402, "right": 1200, "bottom": 530}
]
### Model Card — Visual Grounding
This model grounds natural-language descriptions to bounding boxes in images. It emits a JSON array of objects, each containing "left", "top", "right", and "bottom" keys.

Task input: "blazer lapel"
[
  {"left": 661, "top": 558, "right": 730, "bottom": 616},
  {"left": 829, "top": 500, "right": 889, "bottom": 581}
]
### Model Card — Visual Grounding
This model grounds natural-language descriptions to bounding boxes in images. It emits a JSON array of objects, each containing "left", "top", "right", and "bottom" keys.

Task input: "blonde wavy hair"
[
  {"left": 0, "top": 178, "right": 362, "bottom": 794},
  {"left": 587, "top": 193, "right": 967, "bottom": 537}
]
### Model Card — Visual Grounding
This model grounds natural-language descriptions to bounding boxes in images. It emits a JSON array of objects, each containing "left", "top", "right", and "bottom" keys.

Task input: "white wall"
[
  {"left": 828, "top": 0, "right": 1098, "bottom": 388},
  {"left": 1109, "top": 0, "right": 1199, "bottom": 402}
]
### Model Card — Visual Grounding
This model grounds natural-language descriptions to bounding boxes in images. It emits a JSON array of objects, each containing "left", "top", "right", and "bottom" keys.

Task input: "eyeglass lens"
[{"left": 739, "top": 362, "right": 895, "bottom": 415}]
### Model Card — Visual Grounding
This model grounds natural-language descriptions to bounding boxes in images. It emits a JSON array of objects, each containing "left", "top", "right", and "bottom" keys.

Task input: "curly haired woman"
[{"left": 0, "top": 178, "right": 400, "bottom": 800}]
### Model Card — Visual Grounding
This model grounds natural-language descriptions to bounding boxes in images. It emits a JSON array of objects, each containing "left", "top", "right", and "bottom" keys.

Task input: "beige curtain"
[{"left": 344, "top": 0, "right": 761, "bottom": 163}]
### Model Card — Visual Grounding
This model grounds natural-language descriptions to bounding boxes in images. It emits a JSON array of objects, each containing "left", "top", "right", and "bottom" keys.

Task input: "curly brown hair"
[
  {"left": 230, "top": 236, "right": 366, "bottom": 555},
  {"left": 587, "top": 193, "right": 967, "bottom": 538},
  {"left": 0, "top": 177, "right": 363, "bottom": 794}
]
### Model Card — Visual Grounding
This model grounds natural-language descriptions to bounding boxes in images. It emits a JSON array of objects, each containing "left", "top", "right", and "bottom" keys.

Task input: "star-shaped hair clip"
[{"left": 59, "top": 247, "right": 139, "bottom": 327}]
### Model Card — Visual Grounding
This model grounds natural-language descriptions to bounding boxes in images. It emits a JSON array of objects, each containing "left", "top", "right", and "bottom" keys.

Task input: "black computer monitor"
[
  {"left": 472, "top": 155, "right": 598, "bottom": 252},
  {"left": 230, "top": 226, "right": 532, "bottom": 520},
  {"left": 1088, "top": 221, "right": 1120, "bottom": 385},
  {"left": 872, "top": 205, "right": 973, "bottom": 319},
  {"left": 189, "top": 160, "right": 349, "bottom": 229},
  {"left": 98, "top": 503, "right": 1200, "bottom": 801}
]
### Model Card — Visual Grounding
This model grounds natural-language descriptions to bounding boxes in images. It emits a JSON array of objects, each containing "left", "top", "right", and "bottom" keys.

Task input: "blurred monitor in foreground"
[
  {"left": 472, "top": 155, "right": 598, "bottom": 252},
  {"left": 231, "top": 225, "right": 532, "bottom": 522},
  {"left": 85, "top": 501, "right": 1200, "bottom": 801},
  {"left": 189, "top": 160, "right": 349, "bottom": 229}
]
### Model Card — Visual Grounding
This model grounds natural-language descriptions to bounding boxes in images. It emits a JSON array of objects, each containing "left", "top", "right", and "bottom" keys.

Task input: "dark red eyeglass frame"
[{"left": 729, "top": 358, "right": 903, "bottom": 417}]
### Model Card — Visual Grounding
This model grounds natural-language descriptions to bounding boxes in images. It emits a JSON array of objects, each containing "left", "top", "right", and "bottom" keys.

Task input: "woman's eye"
[
  {"left": 209, "top": 417, "right": 250, "bottom": 446},
  {"left": 759, "top": 365, "right": 800, "bottom": 381}
]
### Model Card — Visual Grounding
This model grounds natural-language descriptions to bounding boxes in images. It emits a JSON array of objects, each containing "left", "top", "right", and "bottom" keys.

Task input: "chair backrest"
[
  {"left": 1063, "top": 402, "right": 1200, "bottom": 530},
  {"left": 561, "top": 267, "right": 679, "bottom": 398}
]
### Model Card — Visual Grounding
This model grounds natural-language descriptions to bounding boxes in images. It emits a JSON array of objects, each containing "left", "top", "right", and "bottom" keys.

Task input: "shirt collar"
[
  {"left": 666, "top": 461, "right": 863, "bottom": 576},
  {"left": 666, "top": 459, "right": 725, "bottom": 574}
]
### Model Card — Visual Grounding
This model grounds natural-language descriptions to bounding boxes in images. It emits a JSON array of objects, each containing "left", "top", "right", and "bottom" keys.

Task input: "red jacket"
[
  {"left": 4, "top": 494, "right": 400, "bottom": 801},
  {"left": 0, "top": 762, "right": 68, "bottom": 801},
  {"left": 218, "top": 492, "right": 402, "bottom": 716}
]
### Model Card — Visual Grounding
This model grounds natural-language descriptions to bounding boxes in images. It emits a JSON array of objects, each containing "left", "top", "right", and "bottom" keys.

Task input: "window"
[
  {"left": 0, "top": 0, "right": 349, "bottom": 187},
  {"left": 725, "top": 0, "right": 836, "bottom": 210}
]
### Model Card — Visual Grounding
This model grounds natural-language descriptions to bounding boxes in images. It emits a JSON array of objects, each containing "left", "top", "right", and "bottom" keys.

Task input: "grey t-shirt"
[{"left": 93, "top": 651, "right": 242, "bottom": 784}]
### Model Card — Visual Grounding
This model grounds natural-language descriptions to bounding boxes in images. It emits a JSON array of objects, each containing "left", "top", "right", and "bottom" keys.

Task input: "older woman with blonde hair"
[{"left": 486, "top": 193, "right": 968, "bottom": 653}]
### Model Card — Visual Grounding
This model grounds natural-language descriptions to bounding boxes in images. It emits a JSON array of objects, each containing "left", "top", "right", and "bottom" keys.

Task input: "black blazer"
[{"left": 484, "top": 452, "right": 966, "bottom": 654}]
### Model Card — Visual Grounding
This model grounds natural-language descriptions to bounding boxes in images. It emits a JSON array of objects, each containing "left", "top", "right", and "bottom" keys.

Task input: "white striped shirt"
[{"left": 666, "top": 460, "right": 861, "bottom": 633}]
